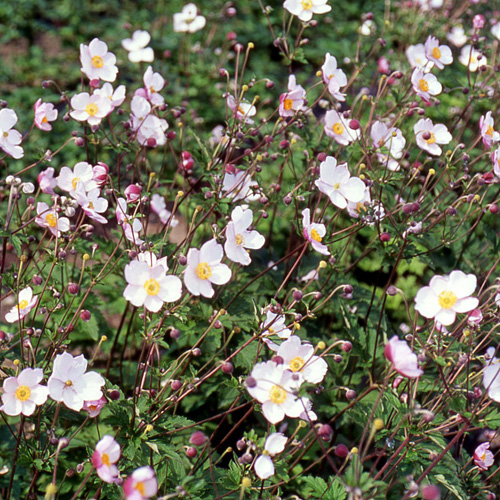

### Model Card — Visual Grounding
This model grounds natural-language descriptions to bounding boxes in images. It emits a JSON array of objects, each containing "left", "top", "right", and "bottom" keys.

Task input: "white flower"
[
  {"left": 446, "top": 26, "right": 467, "bottom": 48},
  {"left": 35, "top": 202, "right": 70, "bottom": 237},
  {"left": 277, "top": 335, "right": 328, "bottom": 384},
  {"left": 414, "top": 118, "right": 452, "bottom": 156},
  {"left": 92, "top": 435, "right": 121, "bottom": 484},
  {"left": 415, "top": 0, "right": 443, "bottom": 10},
  {"left": 279, "top": 75, "right": 307, "bottom": 117},
  {"left": 0, "top": 108, "right": 24, "bottom": 159},
  {"left": 480, "top": 111, "right": 500, "bottom": 149},
  {"left": 385, "top": 336, "right": 423, "bottom": 378},
  {"left": 48, "top": 352, "right": 105, "bottom": 411},
  {"left": 315, "top": 156, "right": 365, "bottom": 209},
  {"left": 94, "top": 83, "right": 126, "bottom": 109},
  {"left": 459, "top": 45, "right": 485, "bottom": 72},
  {"left": 226, "top": 95, "right": 257, "bottom": 124},
  {"left": 130, "top": 96, "right": 168, "bottom": 147},
  {"left": 74, "top": 186, "right": 108, "bottom": 224},
  {"left": 321, "top": 53, "right": 347, "bottom": 101},
  {"left": 135, "top": 66, "right": 165, "bottom": 106},
  {"left": 70, "top": 92, "right": 112, "bottom": 126},
  {"left": 424, "top": 36, "right": 452, "bottom": 70},
  {"left": 116, "top": 198, "right": 143, "bottom": 244},
  {"left": 324, "top": 110, "right": 359, "bottom": 145},
  {"left": 122, "top": 30, "right": 154, "bottom": 63},
  {"left": 150, "top": 194, "right": 178, "bottom": 227},
  {"left": 38, "top": 167, "right": 57, "bottom": 194},
  {"left": 406, "top": 44, "right": 433, "bottom": 71},
  {"left": 492, "top": 23, "right": 500, "bottom": 42},
  {"left": 261, "top": 309, "right": 292, "bottom": 340},
  {"left": 57, "top": 161, "right": 97, "bottom": 194},
  {"left": 34, "top": 99, "right": 58, "bottom": 131},
  {"left": 414, "top": 270, "right": 479, "bottom": 326},
  {"left": 0, "top": 368, "right": 49, "bottom": 416},
  {"left": 224, "top": 207, "right": 265, "bottom": 265},
  {"left": 221, "top": 168, "right": 261, "bottom": 202},
  {"left": 346, "top": 187, "right": 371, "bottom": 219},
  {"left": 283, "top": 0, "right": 331, "bottom": 22},
  {"left": 173, "top": 3, "right": 206, "bottom": 33},
  {"left": 360, "top": 19, "right": 374, "bottom": 36},
  {"left": 302, "top": 208, "right": 329, "bottom": 255},
  {"left": 123, "top": 259, "right": 182, "bottom": 312},
  {"left": 371, "top": 121, "right": 406, "bottom": 171},
  {"left": 254, "top": 433, "right": 287, "bottom": 480},
  {"left": 4, "top": 286, "right": 38, "bottom": 324},
  {"left": 411, "top": 68, "right": 442, "bottom": 101},
  {"left": 80, "top": 38, "right": 118, "bottom": 82},
  {"left": 184, "top": 239, "right": 231, "bottom": 298},
  {"left": 246, "top": 360, "right": 310, "bottom": 424},
  {"left": 483, "top": 351, "right": 500, "bottom": 402}
]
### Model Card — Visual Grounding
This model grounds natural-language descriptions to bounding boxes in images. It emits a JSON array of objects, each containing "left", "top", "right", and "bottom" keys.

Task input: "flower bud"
[
  {"left": 124, "top": 184, "right": 142, "bottom": 203},
  {"left": 186, "top": 447, "right": 197, "bottom": 458},
  {"left": 421, "top": 484, "right": 441, "bottom": 500},
  {"left": 80, "top": 310, "right": 91, "bottom": 322},
  {"left": 318, "top": 423, "right": 333, "bottom": 441},
  {"left": 334, "top": 444, "right": 349, "bottom": 457},
  {"left": 189, "top": 431, "right": 208, "bottom": 447},
  {"left": 68, "top": 283, "right": 79, "bottom": 295}
]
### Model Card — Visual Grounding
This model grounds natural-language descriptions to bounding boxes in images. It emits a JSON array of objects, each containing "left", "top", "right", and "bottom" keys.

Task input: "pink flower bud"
[
  {"left": 377, "top": 56, "right": 390, "bottom": 75},
  {"left": 93, "top": 162, "right": 109, "bottom": 186},
  {"left": 80, "top": 310, "right": 91, "bottom": 322},
  {"left": 473, "top": 14, "right": 485, "bottom": 30},
  {"left": 421, "top": 484, "right": 441, "bottom": 500},
  {"left": 124, "top": 184, "right": 142, "bottom": 203},
  {"left": 189, "top": 431, "right": 208, "bottom": 447},
  {"left": 334, "top": 444, "right": 349, "bottom": 457}
]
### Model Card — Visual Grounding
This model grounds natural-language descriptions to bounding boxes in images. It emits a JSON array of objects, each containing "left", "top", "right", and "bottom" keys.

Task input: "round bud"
[
  {"left": 386, "top": 286, "right": 398, "bottom": 296},
  {"left": 421, "top": 484, "right": 441, "bottom": 500},
  {"left": 80, "top": 310, "right": 91, "bottom": 322},
  {"left": 186, "top": 447, "right": 197, "bottom": 458},
  {"left": 318, "top": 423, "right": 333, "bottom": 441},
  {"left": 170, "top": 328, "right": 180, "bottom": 340},
  {"left": 192, "top": 348, "right": 202, "bottom": 357},
  {"left": 346, "top": 389, "right": 356, "bottom": 400},
  {"left": 380, "top": 232, "right": 391, "bottom": 242},
  {"left": 272, "top": 355, "right": 284, "bottom": 365},
  {"left": 341, "top": 341, "right": 352, "bottom": 352},
  {"left": 334, "top": 444, "right": 349, "bottom": 458},
  {"left": 178, "top": 256, "right": 187, "bottom": 266},
  {"left": 68, "top": 283, "right": 79, "bottom": 295},
  {"left": 245, "top": 376, "right": 257, "bottom": 388},
  {"left": 344, "top": 284, "right": 353, "bottom": 294},
  {"left": 108, "top": 390, "right": 120, "bottom": 401},
  {"left": 292, "top": 290, "right": 303, "bottom": 301},
  {"left": 32, "top": 275, "right": 43, "bottom": 286},
  {"left": 283, "top": 195, "right": 292, "bottom": 205},
  {"left": 189, "top": 431, "right": 208, "bottom": 447},
  {"left": 171, "top": 380, "right": 182, "bottom": 391},
  {"left": 222, "top": 362, "right": 234, "bottom": 374},
  {"left": 349, "top": 119, "right": 360, "bottom": 130}
]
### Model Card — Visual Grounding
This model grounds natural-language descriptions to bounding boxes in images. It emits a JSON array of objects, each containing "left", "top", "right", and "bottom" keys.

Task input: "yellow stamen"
[
  {"left": 101, "top": 453, "right": 110, "bottom": 466},
  {"left": 72, "top": 177, "right": 81, "bottom": 190},
  {"left": 143, "top": 279, "right": 160, "bottom": 296},
  {"left": 136, "top": 482, "right": 146, "bottom": 495},
  {"left": 15, "top": 385, "right": 31, "bottom": 401},
  {"left": 235, "top": 234, "right": 244, "bottom": 245},
  {"left": 486, "top": 125, "right": 494, "bottom": 137},
  {"left": 310, "top": 229, "right": 322, "bottom": 242},
  {"left": 283, "top": 98, "right": 293, "bottom": 111},
  {"left": 17, "top": 299, "right": 29, "bottom": 310},
  {"left": 289, "top": 356, "right": 305, "bottom": 372},
  {"left": 438, "top": 290, "right": 457, "bottom": 309},
  {"left": 425, "top": 132, "right": 436, "bottom": 144},
  {"left": 419, "top": 79, "right": 429, "bottom": 92},
  {"left": 432, "top": 47, "right": 441, "bottom": 59},
  {"left": 196, "top": 262, "right": 212, "bottom": 280},
  {"left": 91, "top": 55, "right": 104, "bottom": 68},
  {"left": 269, "top": 385, "right": 287, "bottom": 404},
  {"left": 301, "top": 0, "right": 313, "bottom": 9},
  {"left": 332, "top": 122, "right": 344, "bottom": 135},
  {"left": 65, "top": 380, "right": 73, "bottom": 386},
  {"left": 85, "top": 103, "right": 98, "bottom": 116},
  {"left": 46, "top": 213, "right": 57, "bottom": 228}
]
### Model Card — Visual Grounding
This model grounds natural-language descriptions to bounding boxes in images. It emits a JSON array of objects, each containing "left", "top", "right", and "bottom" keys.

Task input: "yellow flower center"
[
  {"left": 438, "top": 290, "right": 457, "bottom": 309},
  {"left": 356, "top": 202, "right": 367, "bottom": 213},
  {"left": 432, "top": 47, "right": 441, "bottom": 59},
  {"left": 101, "top": 453, "right": 110, "bottom": 466},
  {"left": 85, "top": 103, "right": 99, "bottom": 116},
  {"left": 284, "top": 98, "right": 293, "bottom": 111},
  {"left": 88, "top": 201, "right": 94, "bottom": 210},
  {"left": 486, "top": 125, "right": 494, "bottom": 137},
  {"left": 289, "top": 356, "right": 305, "bottom": 372},
  {"left": 269, "top": 384, "right": 287, "bottom": 404},
  {"left": 65, "top": 380, "right": 73, "bottom": 386},
  {"left": 15, "top": 385, "right": 31, "bottom": 401},
  {"left": 71, "top": 177, "right": 80, "bottom": 190},
  {"left": 332, "top": 122, "right": 344, "bottom": 135},
  {"left": 235, "top": 234, "right": 244, "bottom": 245},
  {"left": 419, "top": 79, "right": 429, "bottom": 92},
  {"left": 143, "top": 279, "right": 160, "bottom": 296},
  {"left": 42, "top": 116, "right": 48, "bottom": 124},
  {"left": 18, "top": 299, "right": 29, "bottom": 310},
  {"left": 136, "top": 482, "right": 146, "bottom": 495},
  {"left": 425, "top": 132, "right": 436, "bottom": 144},
  {"left": 196, "top": 262, "right": 212, "bottom": 280},
  {"left": 46, "top": 213, "right": 57, "bottom": 228},
  {"left": 333, "top": 183, "right": 340, "bottom": 190},
  {"left": 3, "top": 131, "right": 8, "bottom": 138},
  {"left": 150, "top": 86, "right": 157, "bottom": 93},
  {"left": 91, "top": 55, "right": 104, "bottom": 68},
  {"left": 310, "top": 229, "right": 322, "bottom": 242},
  {"left": 301, "top": 0, "right": 313, "bottom": 9}
]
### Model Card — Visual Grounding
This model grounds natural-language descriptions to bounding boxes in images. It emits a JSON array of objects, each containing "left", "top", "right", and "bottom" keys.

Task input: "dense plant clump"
[{"left": 2, "top": 0, "right": 500, "bottom": 498}]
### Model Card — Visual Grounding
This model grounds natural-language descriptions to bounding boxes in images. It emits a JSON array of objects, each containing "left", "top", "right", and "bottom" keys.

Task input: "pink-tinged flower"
[
  {"left": 35, "top": 202, "right": 70, "bottom": 237},
  {"left": 483, "top": 350, "right": 500, "bottom": 402},
  {"left": 346, "top": 186, "right": 371, "bottom": 219},
  {"left": 467, "top": 309, "right": 483, "bottom": 325},
  {"left": 80, "top": 38, "right": 118, "bottom": 82},
  {"left": 135, "top": 66, "right": 165, "bottom": 106},
  {"left": 277, "top": 335, "right": 328, "bottom": 384},
  {"left": 446, "top": 26, "right": 467, "bottom": 48},
  {"left": 123, "top": 259, "right": 182, "bottom": 312},
  {"left": 459, "top": 45, "right": 485, "bottom": 72},
  {"left": 57, "top": 161, "right": 97, "bottom": 194},
  {"left": 34, "top": 99, "right": 58, "bottom": 131},
  {"left": 48, "top": 352, "right": 105, "bottom": 411},
  {"left": 493, "top": 148, "right": 500, "bottom": 178},
  {"left": 124, "top": 184, "right": 142, "bottom": 203},
  {"left": 377, "top": 56, "right": 390, "bottom": 75},
  {"left": 414, "top": 270, "right": 479, "bottom": 326},
  {"left": 93, "top": 162, "right": 109, "bottom": 186},
  {"left": 70, "top": 92, "right": 112, "bottom": 126},
  {"left": 226, "top": 95, "right": 256, "bottom": 124},
  {"left": 384, "top": 336, "right": 423, "bottom": 378},
  {"left": 472, "top": 14, "right": 485, "bottom": 30},
  {"left": 37, "top": 167, "right": 57, "bottom": 195},
  {"left": 371, "top": 121, "right": 406, "bottom": 171},
  {"left": 279, "top": 75, "right": 307, "bottom": 118},
  {"left": 424, "top": 36, "right": 452, "bottom": 69},
  {"left": 246, "top": 360, "right": 310, "bottom": 424},
  {"left": 92, "top": 435, "right": 121, "bottom": 483},
  {"left": 130, "top": 96, "right": 168, "bottom": 147},
  {"left": 224, "top": 206, "right": 265, "bottom": 265},
  {"left": 0, "top": 367, "right": 48, "bottom": 416},
  {"left": 321, "top": 53, "right": 347, "bottom": 101},
  {"left": 414, "top": 118, "right": 452, "bottom": 156},
  {"left": 73, "top": 186, "right": 108, "bottom": 224},
  {"left": 315, "top": 155, "right": 365, "bottom": 209},
  {"left": 116, "top": 198, "right": 143, "bottom": 245},
  {"left": 184, "top": 239, "right": 231, "bottom": 298},
  {"left": 406, "top": 44, "right": 432, "bottom": 71},
  {"left": 173, "top": 3, "right": 206, "bottom": 33},
  {"left": 150, "top": 194, "right": 178, "bottom": 227},
  {"left": 5, "top": 286, "right": 38, "bottom": 324},
  {"left": 123, "top": 466, "right": 157, "bottom": 500},
  {"left": 83, "top": 396, "right": 107, "bottom": 417},
  {"left": 474, "top": 442, "right": 494, "bottom": 470},
  {"left": 411, "top": 68, "right": 442, "bottom": 101},
  {"left": 122, "top": 30, "right": 154, "bottom": 63},
  {"left": 94, "top": 83, "right": 126, "bottom": 109},
  {"left": 283, "top": 0, "right": 331, "bottom": 22},
  {"left": 221, "top": 168, "right": 261, "bottom": 202},
  {"left": 480, "top": 112, "right": 500, "bottom": 149},
  {"left": 254, "top": 433, "right": 287, "bottom": 480},
  {"left": 0, "top": 108, "right": 24, "bottom": 159},
  {"left": 324, "top": 110, "right": 359, "bottom": 145},
  {"left": 302, "top": 208, "right": 329, "bottom": 255}
]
